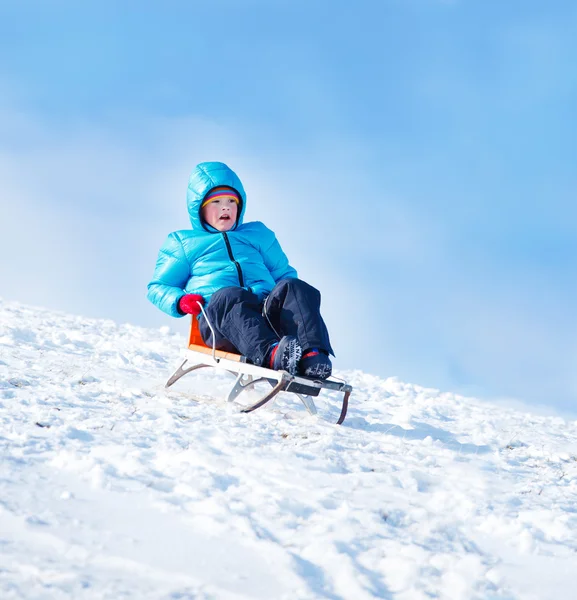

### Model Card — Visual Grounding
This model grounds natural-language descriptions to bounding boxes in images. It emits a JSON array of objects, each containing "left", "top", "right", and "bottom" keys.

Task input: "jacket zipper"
[{"left": 222, "top": 232, "right": 245, "bottom": 287}]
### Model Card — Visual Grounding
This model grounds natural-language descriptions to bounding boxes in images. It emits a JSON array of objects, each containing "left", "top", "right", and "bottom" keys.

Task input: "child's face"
[{"left": 201, "top": 197, "right": 239, "bottom": 232}]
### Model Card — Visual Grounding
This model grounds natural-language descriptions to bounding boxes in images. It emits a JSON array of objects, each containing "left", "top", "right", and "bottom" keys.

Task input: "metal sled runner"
[{"left": 165, "top": 306, "right": 351, "bottom": 424}]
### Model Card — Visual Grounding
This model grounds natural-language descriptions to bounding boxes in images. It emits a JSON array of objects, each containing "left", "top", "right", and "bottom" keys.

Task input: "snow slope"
[{"left": 1, "top": 298, "right": 577, "bottom": 600}]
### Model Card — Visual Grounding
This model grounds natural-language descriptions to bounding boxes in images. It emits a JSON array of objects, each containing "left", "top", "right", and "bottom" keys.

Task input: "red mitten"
[{"left": 178, "top": 294, "right": 205, "bottom": 316}]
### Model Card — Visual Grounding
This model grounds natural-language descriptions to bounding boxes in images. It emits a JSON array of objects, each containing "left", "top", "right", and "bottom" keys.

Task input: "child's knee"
[
  {"left": 277, "top": 277, "right": 319, "bottom": 296},
  {"left": 276, "top": 276, "right": 300, "bottom": 290}
]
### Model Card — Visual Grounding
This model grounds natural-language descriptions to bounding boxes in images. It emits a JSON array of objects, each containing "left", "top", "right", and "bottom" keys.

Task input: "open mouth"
[{"left": 219, "top": 215, "right": 231, "bottom": 221}]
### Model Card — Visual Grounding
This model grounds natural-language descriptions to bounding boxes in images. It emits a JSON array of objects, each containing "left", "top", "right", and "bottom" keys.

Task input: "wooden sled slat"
[{"left": 187, "top": 343, "right": 243, "bottom": 362}]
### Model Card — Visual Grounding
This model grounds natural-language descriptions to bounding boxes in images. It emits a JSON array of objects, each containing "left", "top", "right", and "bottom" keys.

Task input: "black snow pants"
[{"left": 198, "top": 277, "right": 334, "bottom": 366}]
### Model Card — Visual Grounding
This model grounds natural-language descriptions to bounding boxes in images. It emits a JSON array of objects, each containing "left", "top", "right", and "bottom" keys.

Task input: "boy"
[{"left": 147, "top": 161, "right": 333, "bottom": 379}]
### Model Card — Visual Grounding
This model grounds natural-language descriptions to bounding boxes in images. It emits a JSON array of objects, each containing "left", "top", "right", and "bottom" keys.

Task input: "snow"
[{"left": 1, "top": 297, "right": 577, "bottom": 600}]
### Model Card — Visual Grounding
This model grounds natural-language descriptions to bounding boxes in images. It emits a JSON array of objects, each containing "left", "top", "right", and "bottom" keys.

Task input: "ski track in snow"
[{"left": 1, "top": 298, "right": 577, "bottom": 600}]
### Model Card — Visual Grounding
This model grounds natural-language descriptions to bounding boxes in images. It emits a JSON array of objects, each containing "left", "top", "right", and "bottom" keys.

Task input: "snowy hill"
[{"left": 1, "top": 298, "right": 577, "bottom": 600}]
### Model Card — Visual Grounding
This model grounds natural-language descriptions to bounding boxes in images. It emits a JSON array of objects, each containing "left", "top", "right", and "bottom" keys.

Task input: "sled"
[{"left": 165, "top": 307, "right": 351, "bottom": 424}]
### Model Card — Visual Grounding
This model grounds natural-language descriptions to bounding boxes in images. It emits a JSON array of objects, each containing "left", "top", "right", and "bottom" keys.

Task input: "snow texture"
[{"left": 1, "top": 297, "right": 577, "bottom": 599}]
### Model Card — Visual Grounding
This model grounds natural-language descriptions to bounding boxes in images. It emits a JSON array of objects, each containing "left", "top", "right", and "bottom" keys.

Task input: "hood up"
[{"left": 186, "top": 162, "right": 247, "bottom": 232}]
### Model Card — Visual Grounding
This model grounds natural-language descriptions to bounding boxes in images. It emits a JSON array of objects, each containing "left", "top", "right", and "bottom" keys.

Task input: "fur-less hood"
[{"left": 186, "top": 162, "right": 247, "bottom": 232}]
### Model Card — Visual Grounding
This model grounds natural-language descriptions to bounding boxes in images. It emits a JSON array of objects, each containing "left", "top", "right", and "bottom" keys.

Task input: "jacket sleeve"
[
  {"left": 259, "top": 225, "right": 298, "bottom": 283},
  {"left": 147, "top": 233, "right": 191, "bottom": 318}
]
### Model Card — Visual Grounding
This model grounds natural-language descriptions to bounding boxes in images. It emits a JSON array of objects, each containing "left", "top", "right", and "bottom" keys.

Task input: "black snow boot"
[
  {"left": 299, "top": 348, "right": 332, "bottom": 380},
  {"left": 269, "top": 336, "right": 302, "bottom": 375}
]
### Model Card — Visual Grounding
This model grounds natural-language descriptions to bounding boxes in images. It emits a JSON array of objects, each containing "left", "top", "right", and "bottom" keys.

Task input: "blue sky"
[{"left": 1, "top": 0, "right": 576, "bottom": 414}]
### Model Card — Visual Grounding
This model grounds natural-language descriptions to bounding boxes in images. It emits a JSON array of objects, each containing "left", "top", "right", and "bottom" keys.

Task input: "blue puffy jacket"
[{"left": 147, "top": 161, "right": 297, "bottom": 318}]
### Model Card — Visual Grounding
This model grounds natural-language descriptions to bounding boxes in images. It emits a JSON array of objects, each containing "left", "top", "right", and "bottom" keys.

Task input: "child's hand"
[{"left": 178, "top": 294, "right": 205, "bottom": 316}]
